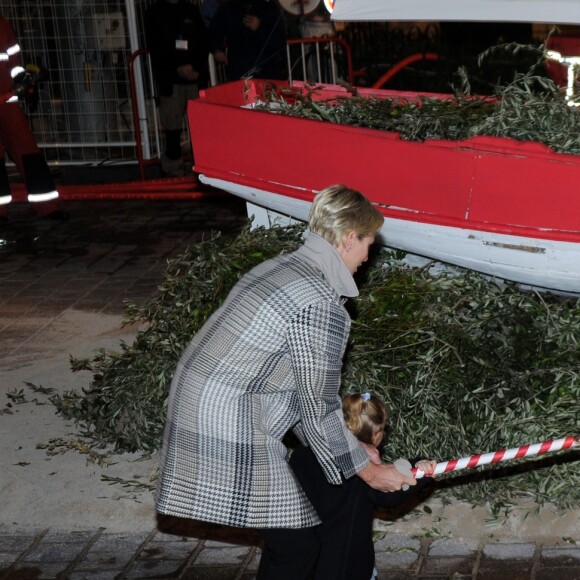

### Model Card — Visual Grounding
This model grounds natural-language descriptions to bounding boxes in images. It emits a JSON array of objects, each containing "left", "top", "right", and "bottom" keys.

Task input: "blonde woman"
[{"left": 156, "top": 184, "right": 417, "bottom": 579}]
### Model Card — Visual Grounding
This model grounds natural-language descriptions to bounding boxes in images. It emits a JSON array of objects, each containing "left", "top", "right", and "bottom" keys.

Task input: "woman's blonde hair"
[
  {"left": 308, "top": 184, "right": 384, "bottom": 247},
  {"left": 342, "top": 392, "right": 388, "bottom": 445}
]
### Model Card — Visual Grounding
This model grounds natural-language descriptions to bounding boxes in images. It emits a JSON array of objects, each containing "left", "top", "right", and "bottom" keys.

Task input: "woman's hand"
[{"left": 357, "top": 461, "right": 416, "bottom": 492}]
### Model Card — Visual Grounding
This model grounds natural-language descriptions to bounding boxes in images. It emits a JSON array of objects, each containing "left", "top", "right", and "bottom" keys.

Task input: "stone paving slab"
[{"left": 1, "top": 530, "right": 579, "bottom": 579}]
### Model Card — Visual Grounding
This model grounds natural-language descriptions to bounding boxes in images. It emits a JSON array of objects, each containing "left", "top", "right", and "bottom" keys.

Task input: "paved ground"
[
  {"left": 0, "top": 192, "right": 579, "bottom": 579},
  {"left": 2, "top": 526, "right": 580, "bottom": 580}
]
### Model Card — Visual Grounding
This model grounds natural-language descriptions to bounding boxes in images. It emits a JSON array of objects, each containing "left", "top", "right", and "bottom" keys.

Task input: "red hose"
[
  {"left": 372, "top": 53, "right": 439, "bottom": 89},
  {"left": 9, "top": 177, "right": 231, "bottom": 201}
]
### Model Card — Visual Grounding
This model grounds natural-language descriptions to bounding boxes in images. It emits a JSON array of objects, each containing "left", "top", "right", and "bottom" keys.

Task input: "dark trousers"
[
  {"left": 0, "top": 101, "right": 60, "bottom": 216},
  {"left": 257, "top": 526, "right": 320, "bottom": 580}
]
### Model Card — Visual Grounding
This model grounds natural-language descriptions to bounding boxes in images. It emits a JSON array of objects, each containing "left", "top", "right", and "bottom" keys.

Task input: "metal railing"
[{"left": 286, "top": 36, "right": 355, "bottom": 86}]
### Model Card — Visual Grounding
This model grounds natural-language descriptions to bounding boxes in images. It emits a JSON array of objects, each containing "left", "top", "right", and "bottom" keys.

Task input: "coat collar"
[{"left": 294, "top": 232, "right": 359, "bottom": 298}]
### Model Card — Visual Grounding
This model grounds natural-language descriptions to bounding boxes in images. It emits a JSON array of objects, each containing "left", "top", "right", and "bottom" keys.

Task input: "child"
[{"left": 289, "top": 392, "right": 436, "bottom": 580}]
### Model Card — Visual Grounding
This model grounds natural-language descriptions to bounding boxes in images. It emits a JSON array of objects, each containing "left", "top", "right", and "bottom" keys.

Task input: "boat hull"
[
  {"left": 200, "top": 175, "right": 580, "bottom": 294},
  {"left": 189, "top": 80, "right": 580, "bottom": 293}
]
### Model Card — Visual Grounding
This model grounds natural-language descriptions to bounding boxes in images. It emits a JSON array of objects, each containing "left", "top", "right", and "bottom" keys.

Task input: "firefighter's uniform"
[{"left": 0, "top": 15, "right": 60, "bottom": 217}]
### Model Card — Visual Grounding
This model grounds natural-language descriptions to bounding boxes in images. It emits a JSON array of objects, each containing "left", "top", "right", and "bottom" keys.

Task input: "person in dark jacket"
[
  {"left": 289, "top": 392, "right": 436, "bottom": 580},
  {"left": 209, "top": 0, "right": 286, "bottom": 81},
  {"left": 145, "top": 0, "right": 209, "bottom": 176}
]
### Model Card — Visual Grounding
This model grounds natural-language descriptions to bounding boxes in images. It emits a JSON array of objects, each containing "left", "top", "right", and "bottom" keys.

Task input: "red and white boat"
[{"left": 188, "top": 1, "right": 580, "bottom": 294}]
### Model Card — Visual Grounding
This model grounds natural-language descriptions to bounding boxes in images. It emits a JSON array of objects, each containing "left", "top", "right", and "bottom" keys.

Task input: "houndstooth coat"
[{"left": 156, "top": 232, "right": 370, "bottom": 529}]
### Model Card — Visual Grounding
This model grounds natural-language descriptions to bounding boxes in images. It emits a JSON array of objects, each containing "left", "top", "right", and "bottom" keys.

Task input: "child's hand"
[
  {"left": 415, "top": 459, "right": 437, "bottom": 477},
  {"left": 361, "top": 442, "right": 382, "bottom": 464}
]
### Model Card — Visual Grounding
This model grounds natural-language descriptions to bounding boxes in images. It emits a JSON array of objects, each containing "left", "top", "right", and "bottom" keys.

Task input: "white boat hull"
[{"left": 201, "top": 175, "right": 580, "bottom": 294}]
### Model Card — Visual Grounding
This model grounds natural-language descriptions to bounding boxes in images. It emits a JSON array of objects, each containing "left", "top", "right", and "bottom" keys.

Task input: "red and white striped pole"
[{"left": 394, "top": 435, "right": 578, "bottom": 484}]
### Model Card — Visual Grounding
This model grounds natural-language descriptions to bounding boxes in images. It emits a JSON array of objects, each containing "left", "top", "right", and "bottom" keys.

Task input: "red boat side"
[{"left": 188, "top": 80, "right": 580, "bottom": 244}]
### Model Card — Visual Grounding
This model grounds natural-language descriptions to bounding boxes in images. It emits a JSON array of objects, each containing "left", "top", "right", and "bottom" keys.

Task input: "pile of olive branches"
[
  {"left": 345, "top": 254, "right": 579, "bottom": 510},
  {"left": 49, "top": 224, "right": 579, "bottom": 510}
]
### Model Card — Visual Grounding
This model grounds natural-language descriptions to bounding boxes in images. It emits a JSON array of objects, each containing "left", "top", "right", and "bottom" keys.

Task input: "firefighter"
[{"left": 0, "top": 14, "right": 66, "bottom": 221}]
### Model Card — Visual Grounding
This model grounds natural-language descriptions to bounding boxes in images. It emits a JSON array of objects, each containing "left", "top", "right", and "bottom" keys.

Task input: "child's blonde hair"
[{"left": 342, "top": 392, "right": 388, "bottom": 445}]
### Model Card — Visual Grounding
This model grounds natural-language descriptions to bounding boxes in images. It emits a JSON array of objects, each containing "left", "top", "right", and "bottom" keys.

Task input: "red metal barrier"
[
  {"left": 286, "top": 36, "right": 357, "bottom": 85},
  {"left": 128, "top": 48, "right": 157, "bottom": 181}
]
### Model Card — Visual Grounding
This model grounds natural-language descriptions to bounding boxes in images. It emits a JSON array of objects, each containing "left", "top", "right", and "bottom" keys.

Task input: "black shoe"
[{"left": 38, "top": 210, "right": 70, "bottom": 221}]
